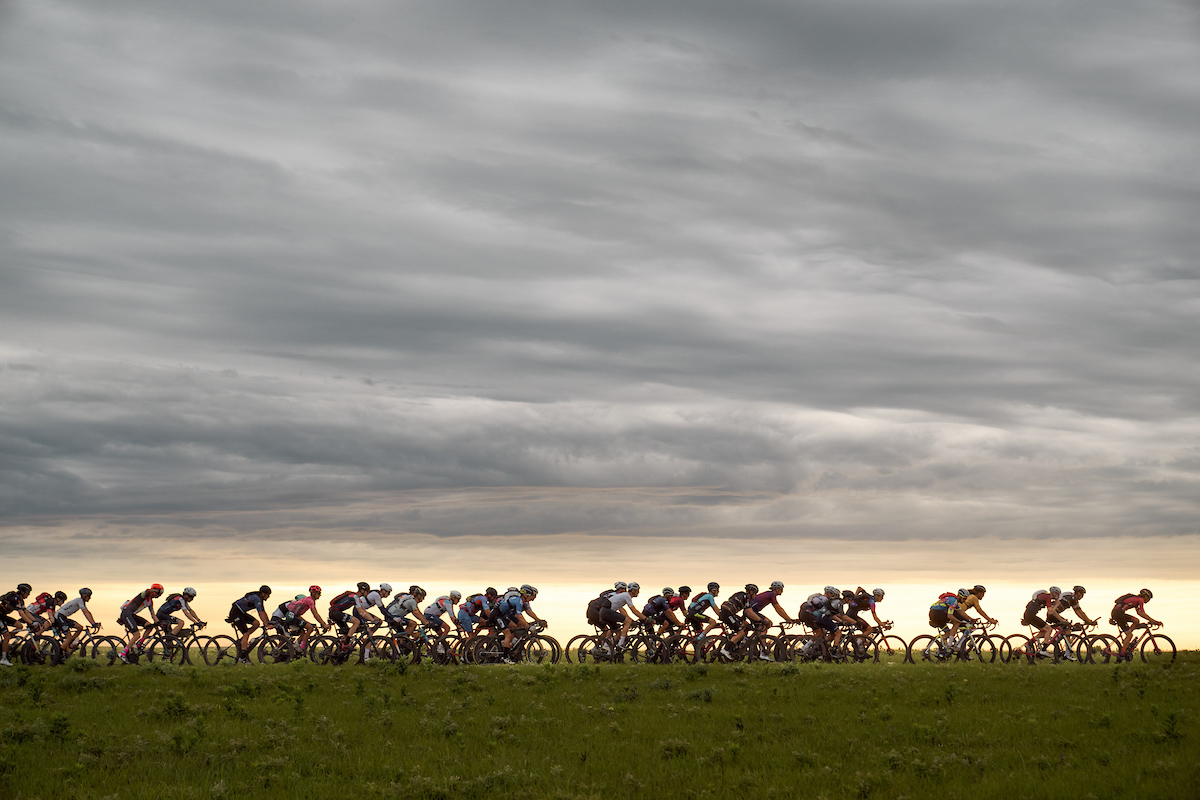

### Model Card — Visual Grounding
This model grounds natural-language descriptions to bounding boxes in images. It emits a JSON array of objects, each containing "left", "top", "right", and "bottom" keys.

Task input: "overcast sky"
[{"left": 3, "top": 0, "right": 1200, "bottom": 547}]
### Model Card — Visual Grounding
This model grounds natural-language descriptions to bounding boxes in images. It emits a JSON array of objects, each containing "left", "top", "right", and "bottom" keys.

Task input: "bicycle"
[
  {"left": 1009, "top": 621, "right": 1090, "bottom": 665},
  {"left": 1082, "top": 622, "right": 1174, "bottom": 665},
  {"left": 909, "top": 620, "right": 998, "bottom": 664},
  {"left": 143, "top": 622, "right": 212, "bottom": 665}
]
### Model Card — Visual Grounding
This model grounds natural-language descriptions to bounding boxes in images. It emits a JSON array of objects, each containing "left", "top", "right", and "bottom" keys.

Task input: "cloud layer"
[{"left": 2, "top": 0, "right": 1200, "bottom": 540}]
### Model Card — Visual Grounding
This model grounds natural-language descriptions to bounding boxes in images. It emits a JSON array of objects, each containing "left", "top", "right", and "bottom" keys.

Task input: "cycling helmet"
[
  {"left": 956, "top": 588, "right": 969, "bottom": 600},
  {"left": 356, "top": 581, "right": 370, "bottom": 592},
  {"left": 79, "top": 588, "right": 93, "bottom": 600},
  {"left": 707, "top": 582, "right": 720, "bottom": 594},
  {"left": 770, "top": 580, "right": 784, "bottom": 592},
  {"left": 823, "top": 585, "right": 838, "bottom": 597},
  {"left": 1072, "top": 585, "right": 1086, "bottom": 596},
  {"left": 295, "top": 594, "right": 306, "bottom": 601},
  {"left": 614, "top": 581, "right": 628, "bottom": 591},
  {"left": 259, "top": 585, "right": 272, "bottom": 596},
  {"left": 842, "top": 589, "right": 855, "bottom": 600},
  {"left": 485, "top": 587, "right": 498, "bottom": 599},
  {"left": 1139, "top": 588, "right": 1153, "bottom": 600},
  {"left": 183, "top": 587, "right": 197, "bottom": 599},
  {"left": 309, "top": 585, "right": 322, "bottom": 595},
  {"left": 678, "top": 586, "right": 692, "bottom": 595},
  {"left": 745, "top": 584, "right": 759, "bottom": 596},
  {"left": 872, "top": 588, "right": 885, "bottom": 599},
  {"left": 151, "top": 583, "right": 165, "bottom": 595},
  {"left": 520, "top": 583, "right": 536, "bottom": 594},
  {"left": 412, "top": 586, "right": 427, "bottom": 599},
  {"left": 972, "top": 584, "right": 986, "bottom": 594},
  {"left": 662, "top": 587, "right": 675, "bottom": 598},
  {"left": 1048, "top": 586, "right": 1061, "bottom": 597},
  {"left": 627, "top": 582, "right": 639, "bottom": 593},
  {"left": 17, "top": 583, "right": 31, "bottom": 595},
  {"left": 449, "top": 590, "right": 462, "bottom": 601},
  {"left": 54, "top": 591, "right": 68, "bottom": 602}
]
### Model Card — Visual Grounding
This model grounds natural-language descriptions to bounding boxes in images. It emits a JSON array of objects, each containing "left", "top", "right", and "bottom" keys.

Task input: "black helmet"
[
  {"left": 259, "top": 585, "right": 272, "bottom": 596},
  {"left": 356, "top": 581, "right": 370, "bottom": 592},
  {"left": 54, "top": 591, "right": 68, "bottom": 603},
  {"left": 745, "top": 584, "right": 759, "bottom": 596},
  {"left": 485, "top": 587, "right": 498, "bottom": 598},
  {"left": 678, "top": 586, "right": 691, "bottom": 595},
  {"left": 707, "top": 582, "right": 719, "bottom": 594},
  {"left": 1139, "top": 588, "right": 1153, "bottom": 600},
  {"left": 1072, "top": 585, "right": 1086, "bottom": 596},
  {"left": 17, "top": 583, "right": 32, "bottom": 595},
  {"left": 972, "top": 584, "right": 986, "bottom": 594}
]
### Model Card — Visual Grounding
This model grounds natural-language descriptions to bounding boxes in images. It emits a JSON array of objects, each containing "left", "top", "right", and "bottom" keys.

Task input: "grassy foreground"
[{"left": 1, "top": 655, "right": 1196, "bottom": 800}]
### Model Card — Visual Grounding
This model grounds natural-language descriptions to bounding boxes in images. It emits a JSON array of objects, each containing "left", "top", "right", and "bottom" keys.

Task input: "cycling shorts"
[
  {"left": 595, "top": 607, "right": 623, "bottom": 631},
  {"left": 457, "top": 609, "right": 480, "bottom": 633},
  {"left": 423, "top": 613, "right": 443, "bottom": 628},
  {"left": 121, "top": 610, "right": 151, "bottom": 633},
  {"left": 0, "top": 614, "right": 16, "bottom": 633},
  {"left": 928, "top": 609, "right": 950, "bottom": 628},
  {"left": 228, "top": 604, "right": 257, "bottom": 634},
  {"left": 1021, "top": 613, "right": 1046, "bottom": 629},
  {"left": 1112, "top": 610, "right": 1134, "bottom": 632},
  {"left": 718, "top": 610, "right": 744, "bottom": 631},
  {"left": 810, "top": 615, "right": 837, "bottom": 633}
]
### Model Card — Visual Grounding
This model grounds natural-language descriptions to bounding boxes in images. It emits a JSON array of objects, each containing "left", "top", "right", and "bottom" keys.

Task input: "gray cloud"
[{"left": 2, "top": 0, "right": 1199, "bottom": 540}]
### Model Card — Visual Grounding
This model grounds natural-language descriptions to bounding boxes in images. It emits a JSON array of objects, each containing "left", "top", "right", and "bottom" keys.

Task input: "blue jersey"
[{"left": 688, "top": 593, "right": 717, "bottom": 615}]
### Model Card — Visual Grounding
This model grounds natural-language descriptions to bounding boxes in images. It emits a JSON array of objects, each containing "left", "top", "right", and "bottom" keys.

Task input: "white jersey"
[
  {"left": 424, "top": 596, "right": 455, "bottom": 618},
  {"left": 609, "top": 591, "right": 637, "bottom": 613},
  {"left": 56, "top": 597, "right": 88, "bottom": 618},
  {"left": 363, "top": 590, "right": 387, "bottom": 612}
]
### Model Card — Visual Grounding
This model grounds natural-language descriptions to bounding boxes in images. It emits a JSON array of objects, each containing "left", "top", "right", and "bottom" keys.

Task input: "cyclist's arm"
[
  {"left": 1135, "top": 606, "right": 1162, "bottom": 626},
  {"left": 82, "top": 608, "right": 98, "bottom": 627},
  {"left": 770, "top": 599, "right": 796, "bottom": 623},
  {"left": 870, "top": 607, "right": 885, "bottom": 627},
  {"left": 1072, "top": 606, "right": 1095, "bottom": 626}
]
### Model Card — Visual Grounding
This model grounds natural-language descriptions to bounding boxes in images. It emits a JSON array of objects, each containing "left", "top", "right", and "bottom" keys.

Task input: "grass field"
[{"left": 1, "top": 655, "right": 1196, "bottom": 799}]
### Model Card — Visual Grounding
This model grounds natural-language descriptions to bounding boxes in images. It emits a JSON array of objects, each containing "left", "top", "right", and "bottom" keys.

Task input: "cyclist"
[
  {"left": 155, "top": 587, "right": 204, "bottom": 637},
  {"left": 457, "top": 588, "right": 497, "bottom": 644},
  {"left": 25, "top": 590, "right": 60, "bottom": 634},
  {"left": 928, "top": 589, "right": 968, "bottom": 649},
  {"left": 271, "top": 585, "right": 328, "bottom": 652},
  {"left": 1048, "top": 585, "right": 1096, "bottom": 630},
  {"left": 494, "top": 585, "right": 546, "bottom": 662},
  {"left": 327, "top": 585, "right": 363, "bottom": 640},
  {"left": 423, "top": 590, "right": 462, "bottom": 637},
  {"left": 958, "top": 585, "right": 997, "bottom": 626},
  {"left": 684, "top": 583, "right": 721, "bottom": 635},
  {"left": 1020, "top": 587, "right": 1061, "bottom": 656},
  {"left": 384, "top": 586, "right": 428, "bottom": 635},
  {"left": 641, "top": 587, "right": 684, "bottom": 636},
  {"left": 0, "top": 583, "right": 35, "bottom": 667},
  {"left": 586, "top": 583, "right": 625, "bottom": 649},
  {"left": 717, "top": 583, "right": 757, "bottom": 653},
  {"left": 847, "top": 587, "right": 888, "bottom": 635},
  {"left": 118, "top": 584, "right": 165, "bottom": 662},
  {"left": 609, "top": 582, "right": 647, "bottom": 651},
  {"left": 228, "top": 585, "right": 273, "bottom": 664},
  {"left": 352, "top": 582, "right": 391, "bottom": 660},
  {"left": 54, "top": 588, "right": 100, "bottom": 656},
  {"left": 1111, "top": 588, "right": 1162, "bottom": 654},
  {"left": 746, "top": 581, "right": 798, "bottom": 631}
]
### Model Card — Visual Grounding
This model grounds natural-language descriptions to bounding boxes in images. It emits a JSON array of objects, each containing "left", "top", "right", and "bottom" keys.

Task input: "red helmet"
[
  {"left": 309, "top": 585, "right": 322, "bottom": 595},
  {"left": 150, "top": 583, "right": 164, "bottom": 595}
]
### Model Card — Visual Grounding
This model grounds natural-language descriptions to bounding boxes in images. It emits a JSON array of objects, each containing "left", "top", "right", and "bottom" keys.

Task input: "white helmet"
[
  {"left": 379, "top": 582, "right": 392, "bottom": 594},
  {"left": 628, "top": 582, "right": 640, "bottom": 592},
  {"left": 770, "top": 580, "right": 784, "bottom": 592},
  {"left": 449, "top": 589, "right": 462, "bottom": 601},
  {"left": 182, "top": 587, "right": 197, "bottom": 598},
  {"left": 1049, "top": 585, "right": 1061, "bottom": 596},
  {"left": 824, "top": 585, "right": 839, "bottom": 596},
  {"left": 614, "top": 581, "right": 628, "bottom": 591}
]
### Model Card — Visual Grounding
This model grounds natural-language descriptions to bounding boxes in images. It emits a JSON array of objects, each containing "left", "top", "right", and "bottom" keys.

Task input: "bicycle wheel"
[
  {"left": 20, "top": 635, "right": 62, "bottom": 666},
  {"left": 957, "top": 635, "right": 997, "bottom": 664},
  {"left": 146, "top": 635, "right": 188, "bottom": 665},
  {"left": 841, "top": 635, "right": 871, "bottom": 664},
  {"left": 564, "top": 634, "right": 592, "bottom": 664},
  {"left": 1000, "top": 634, "right": 1031, "bottom": 664},
  {"left": 664, "top": 633, "right": 699, "bottom": 664},
  {"left": 700, "top": 636, "right": 736, "bottom": 663},
  {"left": 747, "top": 634, "right": 778, "bottom": 663},
  {"left": 1140, "top": 634, "right": 1176, "bottom": 664},
  {"left": 200, "top": 635, "right": 239, "bottom": 665},
  {"left": 871, "top": 635, "right": 908, "bottom": 665},
  {"left": 1080, "top": 634, "right": 1120, "bottom": 664},
  {"left": 255, "top": 634, "right": 298, "bottom": 664},
  {"left": 573, "top": 635, "right": 609, "bottom": 665},
  {"left": 423, "top": 635, "right": 459, "bottom": 665},
  {"left": 515, "top": 635, "right": 549, "bottom": 665},
  {"left": 91, "top": 636, "right": 127, "bottom": 666},
  {"left": 908, "top": 634, "right": 946, "bottom": 664}
]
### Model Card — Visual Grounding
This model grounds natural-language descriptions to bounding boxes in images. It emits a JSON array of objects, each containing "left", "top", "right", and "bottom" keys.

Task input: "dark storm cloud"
[{"left": 2, "top": 0, "right": 1199, "bottom": 538}]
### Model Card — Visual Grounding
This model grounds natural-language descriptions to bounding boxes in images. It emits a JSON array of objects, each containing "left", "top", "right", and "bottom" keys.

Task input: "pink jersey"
[{"left": 287, "top": 596, "right": 317, "bottom": 616}]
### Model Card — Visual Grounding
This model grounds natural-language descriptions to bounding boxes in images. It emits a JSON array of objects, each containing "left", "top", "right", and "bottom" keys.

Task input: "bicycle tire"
[
  {"left": 908, "top": 634, "right": 949, "bottom": 664},
  {"left": 1000, "top": 634, "right": 1031, "bottom": 664},
  {"left": 146, "top": 635, "right": 188, "bottom": 665},
  {"left": 91, "top": 636, "right": 127, "bottom": 666},
  {"left": 1080, "top": 633, "right": 1120, "bottom": 664},
  {"left": 200, "top": 635, "right": 239, "bottom": 666},
  {"left": 515, "top": 635, "right": 550, "bottom": 665},
  {"left": 564, "top": 634, "right": 593, "bottom": 664},
  {"left": 20, "top": 635, "right": 61, "bottom": 666},
  {"left": 1140, "top": 633, "right": 1176, "bottom": 664},
  {"left": 956, "top": 635, "right": 997, "bottom": 664},
  {"left": 255, "top": 634, "right": 297, "bottom": 664},
  {"left": 871, "top": 635, "right": 908, "bottom": 665},
  {"left": 573, "top": 635, "right": 610, "bottom": 665},
  {"left": 700, "top": 635, "right": 736, "bottom": 664},
  {"left": 664, "top": 633, "right": 699, "bottom": 664}
]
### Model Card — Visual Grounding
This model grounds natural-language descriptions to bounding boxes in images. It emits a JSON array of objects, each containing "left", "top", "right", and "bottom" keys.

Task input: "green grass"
[{"left": 1, "top": 655, "right": 1197, "bottom": 799}]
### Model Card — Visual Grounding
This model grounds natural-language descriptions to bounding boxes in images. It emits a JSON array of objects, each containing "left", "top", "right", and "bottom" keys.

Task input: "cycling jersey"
[
  {"left": 1050, "top": 593, "right": 1080, "bottom": 617},
  {"left": 800, "top": 594, "right": 827, "bottom": 615},
  {"left": 157, "top": 594, "right": 192, "bottom": 618},
  {"left": 930, "top": 597, "right": 958, "bottom": 613},
  {"left": 28, "top": 593, "right": 56, "bottom": 616},
  {"left": 825, "top": 596, "right": 845, "bottom": 616},
  {"left": 608, "top": 592, "right": 637, "bottom": 614},
  {"left": 0, "top": 591, "right": 25, "bottom": 614},
  {"left": 719, "top": 591, "right": 750, "bottom": 615},
  {"left": 386, "top": 594, "right": 421, "bottom": 619},
  {"left": 1024, "top": 593, "right": 1054, "bottom": 616},
  {"left": 232, "top": 592, "right": 265, "bottom": 614},
  {"left": 1114, "top": 594, "right": 1145, "bottom": 613},
  {"left": 847, "top": 593, "right": 875, "bottom": 616},
  {"left": 56, "top": 597, "right": 88, "bottom": 619},
  {"left": 362, "top": 591, "right": 387, "bottom": 613},
  {"left": 328, "top": 591, "right": 358, "bottom": 613},
  {"left": 959, "top": 594, "right": 982, "bottom": 614},
  {"left": 424, "top": 597, "right": 456, "bottom": 618},
  {"left": 641, "top": 595, "right": 670, "bottom": 619},
  {"left": 461, "top": 594, "right": 491, "bottom": 614},
  {"left": 687, "top": 593, "right": 718, "bottom": 616},
  {"left": 748, "top": 590, "right": 778, "bottom": 613},
  {"left": 668, "top": 596, "right": 685, "bottom": 613},
  {"left": 123, "top": 591, "right": 156, "bottom": 615}
]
